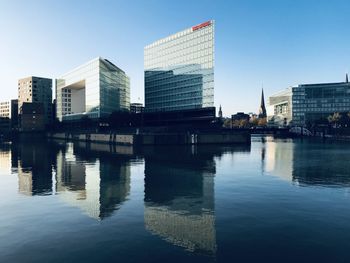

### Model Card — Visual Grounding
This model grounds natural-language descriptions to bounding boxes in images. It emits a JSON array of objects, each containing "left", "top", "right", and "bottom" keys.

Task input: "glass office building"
[
  {"left": 144, "top": 20, "right": 214, "bottom": 112},
  {"left": 292, "top": 81, "right": 350, "bottom": 125},
  {"left": 56, "top": 57, "right": 130, "bottom": 122}
]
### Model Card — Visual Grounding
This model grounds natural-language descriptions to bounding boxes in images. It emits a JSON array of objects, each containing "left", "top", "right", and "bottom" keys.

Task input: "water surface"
[{"left": 1, "top": 137, "right": 350, "bottom": 262}]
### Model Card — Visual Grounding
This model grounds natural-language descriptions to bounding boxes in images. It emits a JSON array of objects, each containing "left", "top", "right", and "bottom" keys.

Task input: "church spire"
[
  {"left": 218, "top": 105, "right": 223, "bottom": 118},
  {"left": 259, "top": 88, "right": 267, "bottom": 118}
]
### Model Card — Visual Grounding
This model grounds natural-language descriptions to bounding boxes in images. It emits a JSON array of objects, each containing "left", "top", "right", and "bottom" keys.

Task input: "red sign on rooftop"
[{"left": 192, "top": 21, "right": 211, "bottom": 31}]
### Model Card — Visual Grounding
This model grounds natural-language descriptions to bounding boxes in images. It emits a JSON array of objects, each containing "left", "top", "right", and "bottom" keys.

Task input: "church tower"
[
  {"left": 218, "top": 105, "right": 223, "bottom": 118},
  {"left": 258, "top": 88, "right": 267, "bottom": 118}
]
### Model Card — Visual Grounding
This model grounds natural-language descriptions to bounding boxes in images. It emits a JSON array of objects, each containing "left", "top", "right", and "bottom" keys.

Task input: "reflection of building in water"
[
  {"left": 143, "top": 146, "right": 217, "bottom": 255},
  {"left": 55, "top": 143, "right": 131, "bottom": 220},
  {"left": 0, "top": 144, "right": 11, "bottom": 174},
  {"left": 145, "top": 206, "right": 216, "bottom": 253},
  {"left": 16, "top": 141, "right": 57, "bottom": 195},
  {"left": 264, "top": 140, "right": 350, "bottom": 187},
  {"left": 264, "top": 139, "right": 294, "bottom": 182},
  {"left": 292, "top": 143, "right": 350, "bottom": 186}
]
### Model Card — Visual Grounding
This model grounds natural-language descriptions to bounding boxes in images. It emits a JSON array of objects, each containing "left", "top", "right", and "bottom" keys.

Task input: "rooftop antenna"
[{"left": 346, "top": 73, "right": 349, "bottom": 83}]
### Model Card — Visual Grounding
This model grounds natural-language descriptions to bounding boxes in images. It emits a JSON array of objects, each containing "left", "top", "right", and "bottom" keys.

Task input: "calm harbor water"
[{"left": 1, "top": 137, "right": 350, "bottom": 262}]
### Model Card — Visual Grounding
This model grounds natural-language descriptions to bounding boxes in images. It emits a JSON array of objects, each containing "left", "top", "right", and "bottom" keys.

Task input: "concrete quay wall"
[
  {"left": 47, "top": 131, "right": 250, "bottom": 145},
  {"left": 48, "top": 132, "right": 134, "bottom": 145}
]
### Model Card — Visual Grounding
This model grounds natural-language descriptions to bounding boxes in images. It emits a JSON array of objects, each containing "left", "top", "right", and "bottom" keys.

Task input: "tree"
[
  {"left": 223, "top": 119, "right": 232, "bottom": 128},
  {"left": 257, "top": 117, "right": 267, "bottom": 127},
  {"left": 239, "top": 119, "right": 249, "bottom": 128},
  {"left": 249, "top": 116, "right": 259, "bottom": 127},
  {"left": 327, "top": 112, "right": 341, "bottom": 127}
]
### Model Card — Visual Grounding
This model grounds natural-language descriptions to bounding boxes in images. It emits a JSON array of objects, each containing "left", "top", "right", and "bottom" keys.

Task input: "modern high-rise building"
[
  {"left": 18, "top": 77, "right": 52, "bottom": 125},
  {"left": 144, "top": 20, "right": 215, "bottom": 113},
  {"left": 56, "top": 57, "right": 130, "bottom": 122}
]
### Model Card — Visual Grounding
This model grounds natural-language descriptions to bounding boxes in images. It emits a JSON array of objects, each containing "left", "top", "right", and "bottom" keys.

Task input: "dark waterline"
[{"left": 1, "top": 137, "right": 350, "bottom": 262}]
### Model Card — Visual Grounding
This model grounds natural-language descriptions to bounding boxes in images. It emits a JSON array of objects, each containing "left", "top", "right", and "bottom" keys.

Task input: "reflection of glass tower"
[
  {"left": 55, "top": 143, "right": 131, "bottom": 220},
  {"left": 291, "top": 143, "right": 350, "bottom": 186},
  {"left": 143, "top": 146, "right": 217, "bottom": 255},
  {"left": 144, "top": 21, "right": 214, "bottom": 112},
  {"left": 264, "top": 140, "right": 350, "bottom": 187}
]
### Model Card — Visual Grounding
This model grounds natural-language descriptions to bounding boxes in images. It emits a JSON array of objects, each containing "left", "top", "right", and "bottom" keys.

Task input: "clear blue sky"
[{"left": 1, "top": 0, "right": 350, "bottom": 116}]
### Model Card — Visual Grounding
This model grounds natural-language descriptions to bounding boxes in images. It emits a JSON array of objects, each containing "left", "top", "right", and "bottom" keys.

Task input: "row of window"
[
  {"left": 294, "top": 103, "right": 350, "bottom": 108},
  {"left": 145, "top": 68, "right": 213, "bottom": 81},
  {"left": 146, "top": 55, "right": 213, "bottom": 69},
  {"left": 145, "top": 42, "right": 214, "bottom": 64},
  {"left": 146, "top": 27, "right": 213, "bottom": 50}
]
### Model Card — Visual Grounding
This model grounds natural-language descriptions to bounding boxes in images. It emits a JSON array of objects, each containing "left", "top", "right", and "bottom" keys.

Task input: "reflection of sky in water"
[{"left": 2, "top": 139, "right": 350, "bottom": 262}]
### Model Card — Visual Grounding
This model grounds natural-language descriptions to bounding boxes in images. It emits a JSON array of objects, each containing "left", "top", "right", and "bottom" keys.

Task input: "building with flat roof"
[
  {"left": 144, "top": 20, "right": 214, "bottom": 113},
  {"left": 19, "top": 102, "right": 45, "bottom": 132},
  {"left": 0, "top": 101, "right": 10, "bottom": 119},
  {"left": 292, "top": 79, "right": 350, "bottom": 126},
  {"left": 268, "top": 88, "right": 292, "bottom": 126},
  {"left": 18, "top": 77, "right": 52, "bottom": 126},
  {"left": 0, "top": 117, "right": 10, "bottom": 133},
  {"left": 0, "top": 100, "right": 19, "bottom": 129},
  {"left": 10, "top": 100, "right": 18, "bottom": 129},
  {"left": 130, "top": 103, "right": 144, "bottom": 114},
  {"left": 56, "top": 57, "right": 130, "bottom": 122},
  {"left": 232, "top": 112, "right": 250, "bottom": 121},
  {"left": 269, "top": 76, "right": 350, "bottom": 126}
]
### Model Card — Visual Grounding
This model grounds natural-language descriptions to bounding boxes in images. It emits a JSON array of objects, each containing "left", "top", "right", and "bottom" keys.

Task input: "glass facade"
[
  {"left": 144, "top": 20, "right": 214, "bottom": 112},
  {"left": 56, "top": 57, "right": 130, "bottom": 121},
  {"left": 292, "top": 82, "right": 350, "bottom": 125}
]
